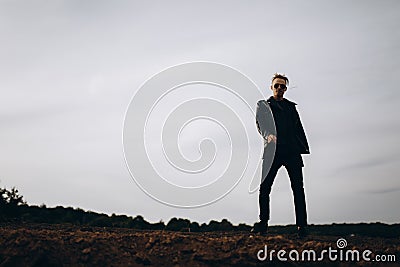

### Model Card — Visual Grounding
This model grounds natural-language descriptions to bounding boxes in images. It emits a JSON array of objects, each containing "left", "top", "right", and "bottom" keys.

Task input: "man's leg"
[
  {"left": 259, "top": 156, "right": 282, "bottom": 223},
  {"left": 285, "top": 155, "right": 307, "bottom": 227}
]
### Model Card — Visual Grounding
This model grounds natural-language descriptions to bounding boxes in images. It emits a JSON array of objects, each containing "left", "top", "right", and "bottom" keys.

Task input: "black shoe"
[
  {"left": 251, "top": 221, "right": 268, "bottom": 235},
  {"left": 297, "top": 226, "right": 308, "bottom": 238}
]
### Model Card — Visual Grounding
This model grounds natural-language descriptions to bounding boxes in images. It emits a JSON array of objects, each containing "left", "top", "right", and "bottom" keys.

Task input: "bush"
[{"left": 0, "top": 186, "right": 26, "bottom": 220}]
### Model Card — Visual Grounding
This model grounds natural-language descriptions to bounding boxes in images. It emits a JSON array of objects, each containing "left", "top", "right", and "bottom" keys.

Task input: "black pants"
[{"left": 259, "top": 148, "right": 307, "bottom": 226}]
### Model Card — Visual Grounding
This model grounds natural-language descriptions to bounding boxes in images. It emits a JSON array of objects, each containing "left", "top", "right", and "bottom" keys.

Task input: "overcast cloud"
[{"left": 0, "top": 0, "right": 399, "bottom": 225}]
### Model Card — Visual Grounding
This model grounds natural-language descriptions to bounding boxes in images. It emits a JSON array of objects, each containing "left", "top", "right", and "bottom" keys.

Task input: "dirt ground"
[{"left": 0, "top": 223, "right": 399, "bottom": 267}]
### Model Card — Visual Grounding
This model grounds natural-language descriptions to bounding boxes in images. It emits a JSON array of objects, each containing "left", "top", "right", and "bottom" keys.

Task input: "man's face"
[{"left": 270, "top": 78, "right": 287, "bottom": 98}]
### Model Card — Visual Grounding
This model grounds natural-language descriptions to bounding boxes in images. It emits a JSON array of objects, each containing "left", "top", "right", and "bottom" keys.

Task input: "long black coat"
[{"left": 256, "top": 96, "right": 310, "bottom": 158}]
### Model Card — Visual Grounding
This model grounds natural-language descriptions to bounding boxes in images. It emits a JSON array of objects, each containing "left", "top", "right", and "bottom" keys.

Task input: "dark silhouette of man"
[{"left": 252, "top": 73, "right": 310, "bottom": 237}]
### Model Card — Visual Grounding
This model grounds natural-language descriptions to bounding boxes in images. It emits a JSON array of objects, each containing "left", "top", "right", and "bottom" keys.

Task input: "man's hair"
[{"left": 271, "top": 73, "right": 289, "bottom": 85}]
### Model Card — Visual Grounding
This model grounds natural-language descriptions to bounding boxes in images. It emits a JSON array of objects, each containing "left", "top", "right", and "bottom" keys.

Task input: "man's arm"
[
  {"left": 256, "top": 100, "right": 276, "bottom": 142},
  {"left": 293, "top": 106, "right": 310, "bottom": 154}
]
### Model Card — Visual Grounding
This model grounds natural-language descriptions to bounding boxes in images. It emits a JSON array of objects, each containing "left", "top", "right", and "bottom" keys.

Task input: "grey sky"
[{"left": 1, "top": 0, "right": 399, "bottom": 225}]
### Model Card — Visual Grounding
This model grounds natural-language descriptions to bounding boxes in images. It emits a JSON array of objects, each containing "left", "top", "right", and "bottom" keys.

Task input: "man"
[{"left": 252, "top": 73, "right": 310, "bottom": 237}]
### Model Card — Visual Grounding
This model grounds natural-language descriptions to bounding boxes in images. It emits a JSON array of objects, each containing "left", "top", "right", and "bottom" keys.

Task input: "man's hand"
[{"left": 267, "top": 134, "right": 277, "bottom": 144}]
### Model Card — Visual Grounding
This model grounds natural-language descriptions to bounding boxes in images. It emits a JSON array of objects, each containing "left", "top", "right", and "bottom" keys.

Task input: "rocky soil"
[{"left": 1, "top": 223, "right": 399, "bottom": 266}]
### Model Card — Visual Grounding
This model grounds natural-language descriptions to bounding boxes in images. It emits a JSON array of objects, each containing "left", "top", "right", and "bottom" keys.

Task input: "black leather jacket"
[{"left": 256, "top": 96, "right": 310, "bottom": 157}]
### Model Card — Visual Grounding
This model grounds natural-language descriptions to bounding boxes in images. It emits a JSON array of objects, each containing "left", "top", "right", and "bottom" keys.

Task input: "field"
[{"left": 1, "top": 223, "right": 399, "bottom": 266}]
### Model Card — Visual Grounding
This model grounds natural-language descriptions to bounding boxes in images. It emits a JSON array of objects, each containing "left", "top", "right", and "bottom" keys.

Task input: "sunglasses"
[{"left": 274, "top": 83, "right": 287, "bottom": 89}]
